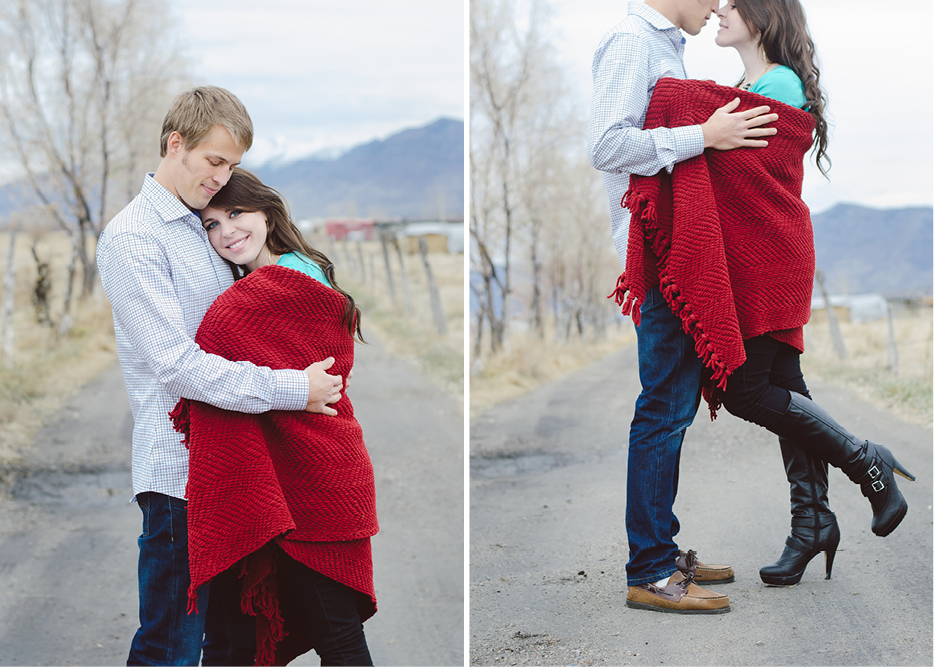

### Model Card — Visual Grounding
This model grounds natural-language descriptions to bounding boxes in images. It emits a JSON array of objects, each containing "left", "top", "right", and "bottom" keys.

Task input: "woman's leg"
[
  {"left": 760, "top": 344, "right": 840, "bottom": 582},
  {"left": 278, "top": 554, "right": 373, "bottom": 666},
  {"left": 723, "top": 336, "right": 915, "bottom": 538},
  {"left": 201, "top": 563, "right": 256, "bottom": 666},
  {"left": 766, "top": 345, "right": 831, "bottom": 529},
  {"left": 722, "top": 336, "right": 792, "bottom": 428}
]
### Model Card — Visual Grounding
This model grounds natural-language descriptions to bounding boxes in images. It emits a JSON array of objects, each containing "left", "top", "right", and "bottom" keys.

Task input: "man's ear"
[{"left": 166, "top": 131, "right": 185, "bottom": 155}]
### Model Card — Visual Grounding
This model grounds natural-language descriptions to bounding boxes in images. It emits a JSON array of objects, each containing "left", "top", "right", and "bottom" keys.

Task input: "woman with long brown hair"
[
  {"left": 712, "top": 0, "right": 914, "bottom": 585},
  {"left": 172, "top": 168, "right": 377, "bottom": 665}
]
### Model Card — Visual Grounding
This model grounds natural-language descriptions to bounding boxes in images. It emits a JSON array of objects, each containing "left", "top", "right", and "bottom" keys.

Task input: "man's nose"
[{"left": 213, "top": 167, "right": 232, "bottom": 187}]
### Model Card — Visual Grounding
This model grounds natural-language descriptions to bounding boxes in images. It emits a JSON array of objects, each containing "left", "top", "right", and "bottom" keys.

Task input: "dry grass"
[
  {"left": 469, "top": 321, "right": 637, "bottom": 416},
  {"left": 802, "top": 306, "right": 933, "bottom": 424},
  {"left": 325, "top": 236, "right": 465, "bottom": 406},
  {"left": 468, "top": 306, "right": 933, "bottom": 426},
  {"left": 0, "top": 231, "right": 466, "bottom": 466},
  {"left": 0, "top": 231, "right": 118, "bottom": 464}
]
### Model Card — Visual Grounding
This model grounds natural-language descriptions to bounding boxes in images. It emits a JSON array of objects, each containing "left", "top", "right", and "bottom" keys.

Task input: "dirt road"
[
  {"left": 0, "top": 337, "right": 464, "bottom": 666},
  {"left": 471, "top": 344, "right": 933, "bottom": 666}
]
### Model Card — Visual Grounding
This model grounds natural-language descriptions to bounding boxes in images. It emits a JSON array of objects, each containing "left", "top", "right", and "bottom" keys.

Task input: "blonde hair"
[{"left": 159, "top": 86, "right": 253, "bottom": 157}]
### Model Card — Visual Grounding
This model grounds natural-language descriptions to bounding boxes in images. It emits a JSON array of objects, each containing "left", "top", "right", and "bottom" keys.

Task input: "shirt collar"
[
  {"left": 628, "top": 1, "right": 685, "bottom": 46},
  {"left": 140, "top": 173, "right": 202, "bottom": 225}
]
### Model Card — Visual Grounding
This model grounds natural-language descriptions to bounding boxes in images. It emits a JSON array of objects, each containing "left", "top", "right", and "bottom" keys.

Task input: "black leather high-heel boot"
[
  {"left": 760, "top": 514, "right": 840, "bottom": 585},
  {"left": 769, "top": 393, "right": 916, "bottom": 537},
  {"left": 760, "top": 438, "right": 840, "bottom": 585}
]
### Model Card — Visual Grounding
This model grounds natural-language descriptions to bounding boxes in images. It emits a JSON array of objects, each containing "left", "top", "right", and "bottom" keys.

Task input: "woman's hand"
[{"left": 304, "top": 357, "right": 343, "bottom": 415}]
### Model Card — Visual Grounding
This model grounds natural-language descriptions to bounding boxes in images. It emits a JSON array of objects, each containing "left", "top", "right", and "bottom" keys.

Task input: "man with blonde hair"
[{"left": 97, "top": 86, "right": 344, "bottom": 665}]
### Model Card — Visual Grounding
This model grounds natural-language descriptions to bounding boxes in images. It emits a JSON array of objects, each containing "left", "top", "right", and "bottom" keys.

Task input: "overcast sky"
[
  {"left": 548, "top": 0, "right": 934, "bottom": 214},
  {"left": 168, "top": 0, "right": 466, "bottom": 166}
]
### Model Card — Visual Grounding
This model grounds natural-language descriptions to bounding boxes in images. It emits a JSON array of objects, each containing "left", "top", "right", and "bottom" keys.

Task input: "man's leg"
[
  {"left": 127, "top": 492, "right": 209, "bottom": 666},
  {"left": 626, "top": 285, "right": 703, "bottom": 586}
]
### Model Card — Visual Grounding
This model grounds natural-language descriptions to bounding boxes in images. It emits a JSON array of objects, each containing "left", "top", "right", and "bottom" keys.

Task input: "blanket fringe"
[
  {"left": 186, "top": 583, "right": 201, "bottom": 615},
  {"left": 168, "top": 399, "right": 191, "bottom": 448},
  {"left": 632, "top": 196, "right": 733, "bottom": 420},
  {"left": 239, "top": 546, "right": 287, "bottom": 666},
  {"left": 607, "top": 273, "right": 641, "bottom": 326}
]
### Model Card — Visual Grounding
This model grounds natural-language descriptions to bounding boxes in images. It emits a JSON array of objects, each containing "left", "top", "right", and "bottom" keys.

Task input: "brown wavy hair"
[
  {"left": 734, "top": 0, "right": 831, "bottom": 177},
  {"left": 208, "top": 168, "right": 364, "bottom": 342}
]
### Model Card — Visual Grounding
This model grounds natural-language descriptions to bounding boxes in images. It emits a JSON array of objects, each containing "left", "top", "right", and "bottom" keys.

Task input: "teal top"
[
  {"left": 748, "top": 64, "right": 807, "bottom": 109},
  {"left": 277, "top": 251, "right": 332, "bottom": 288}
]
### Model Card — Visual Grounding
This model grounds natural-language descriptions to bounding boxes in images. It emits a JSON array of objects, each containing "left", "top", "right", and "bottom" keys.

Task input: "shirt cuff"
[
  {"left": 271, "top": 369, "right": 309, "bottom": 411},
  {"left": 669, "top": 125, "right": 705, "bottom": 170}
]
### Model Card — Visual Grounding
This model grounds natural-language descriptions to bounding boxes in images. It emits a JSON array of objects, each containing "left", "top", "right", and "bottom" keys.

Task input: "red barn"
[{"left": 325, "top": 218, "right": 375, "bottom": 241}]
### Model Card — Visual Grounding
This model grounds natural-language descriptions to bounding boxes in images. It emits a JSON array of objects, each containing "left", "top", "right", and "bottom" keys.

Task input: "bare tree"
[
  {"left": 470, "top": 0, "right": 565, "bottom": 354},
  {"left": 0, "top": 0, "right": 187, "bottom": 332},
  {"left": 1, "top": 227, "right": 16, "bottom": 368}
]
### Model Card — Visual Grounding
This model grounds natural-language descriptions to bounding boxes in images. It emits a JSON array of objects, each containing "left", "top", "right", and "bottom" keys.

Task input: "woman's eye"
[
  {"left": 229, "top": 211, "right": 240, "bottom": 219},
  {"left": 203, "top": 221, "right": 218, "bottom": 231}
]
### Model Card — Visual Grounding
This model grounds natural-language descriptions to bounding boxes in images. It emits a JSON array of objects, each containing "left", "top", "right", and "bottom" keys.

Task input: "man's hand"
[
  {"left": 701, "top": 98, "right": 778, "bottom": 150},
  {"left": 305, "top": 357, "right": 342, "bottom": 415}
]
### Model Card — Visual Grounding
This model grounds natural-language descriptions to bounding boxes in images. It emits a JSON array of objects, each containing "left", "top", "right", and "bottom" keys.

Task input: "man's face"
[
  {"left": 166, "top": 125, "right": 244, "bottom": 211},
  {"left": 679, "top": 0, "right": 719, "bottom": 36}
]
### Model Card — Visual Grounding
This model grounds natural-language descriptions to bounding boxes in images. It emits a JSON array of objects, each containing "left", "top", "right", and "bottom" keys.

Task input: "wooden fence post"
[
  {"left": 327, "top": 234, "right": 339, "bottom": 271},
  {"left": 379, "top": 230, "right": 397, "bottom": 307},
  {"left": 392, "top": 235, "right": 412, "bottom": 314},
  {"left": 886, "top": 301, "right": 899, "bottom": 374},
  {"left": 418, "top": 238, "right": 448, "bottom": 335},
  {"left": 2, "top": 231, "right": 17, "bottom": 368},
  {"left": 356, "top": 241, "right": 366, "bottom": 283},
  {"left": 340, "top": 239, "right": 355, "bottom": 278},
  {"left": 815, "top": 268, "right": 847, "bottom": 360}
]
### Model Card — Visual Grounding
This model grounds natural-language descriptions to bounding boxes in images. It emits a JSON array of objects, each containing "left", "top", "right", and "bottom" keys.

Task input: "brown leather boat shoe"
[
  {"left": 677, "top": 549, "right": 735, "bottom": 585},
  {"left": 626, "top": 570, "right": 731, "bottom": 614}
]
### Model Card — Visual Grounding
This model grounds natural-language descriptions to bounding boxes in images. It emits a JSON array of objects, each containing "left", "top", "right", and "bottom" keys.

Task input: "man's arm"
[
  {"left": 588, "top": 33, "right": 777, "bottom": 175},
  {"left": 99, "top": 230, "right": 340, "bottom": 415},
  {"left": 588, "top": 32, "right": 705, "bottom": 176}
]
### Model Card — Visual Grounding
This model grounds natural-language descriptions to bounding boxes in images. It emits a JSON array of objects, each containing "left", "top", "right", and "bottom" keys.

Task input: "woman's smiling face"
[
  {"left": 201, "top": 206, "right": 269, "bottom": 272},
  {"left": 715, "top": 3, "right": 757, "bottom": 50}
]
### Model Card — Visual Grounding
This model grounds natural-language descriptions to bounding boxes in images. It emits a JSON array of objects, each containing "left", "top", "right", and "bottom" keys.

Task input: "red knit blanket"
[
  {"left": 610, "top": 78, "right": 816, "bottom": 416},
  {"left": 170, "top": 264, "right": 378, "bottom": 664}
]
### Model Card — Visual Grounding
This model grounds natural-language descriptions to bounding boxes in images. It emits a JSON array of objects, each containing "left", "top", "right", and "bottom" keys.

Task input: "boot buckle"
[
  {"left": 868, "top": 465, "right": 881, "bottom": 479},
  {"left": 871, "top": 479, "right": 885, "bottom": 492}
]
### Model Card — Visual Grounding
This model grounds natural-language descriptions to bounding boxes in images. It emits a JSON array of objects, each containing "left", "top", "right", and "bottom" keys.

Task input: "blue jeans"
[
  {"left": 127, "top": 492, "right": 210, "bottom": 666},
  {"left": 626, "top": 285, "right": 703, "bottom": 586}
]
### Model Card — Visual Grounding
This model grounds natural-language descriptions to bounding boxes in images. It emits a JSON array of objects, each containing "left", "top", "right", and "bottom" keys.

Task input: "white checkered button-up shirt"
[
  {"left": 97, "top": 174, "right": 309, "bottom": 500},
  {"left": 588, "top": 0, "right": 706, "bottom": 268}
]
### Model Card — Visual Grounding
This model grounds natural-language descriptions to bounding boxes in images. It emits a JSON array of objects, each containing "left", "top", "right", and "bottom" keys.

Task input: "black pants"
[
  {"left": 203, "top": 552, "right": 372, "bottom": 666},
  {"left": 722, "top": 335, "right": 811, "bottom": 426}
]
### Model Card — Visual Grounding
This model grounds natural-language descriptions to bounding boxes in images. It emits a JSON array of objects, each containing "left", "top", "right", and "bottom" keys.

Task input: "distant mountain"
[
  {"left": 253, "top": 117, "right": 464, "bottom": 220},
  {"left": 811, "top": 203, "right": 932, "bottom": 296},
  {"left": 0, "top": 117, "right": 464, "bottom": 227}
]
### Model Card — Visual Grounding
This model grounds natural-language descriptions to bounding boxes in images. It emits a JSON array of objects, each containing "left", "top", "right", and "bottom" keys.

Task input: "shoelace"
[{"left": 681, "top": 548, "right": 698, "bottom": 575}]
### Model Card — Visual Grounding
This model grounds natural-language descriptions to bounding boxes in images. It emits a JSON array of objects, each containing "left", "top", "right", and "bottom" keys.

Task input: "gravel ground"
[
  {"left": 0, "top": 336, "right": 464, "bottom": 666},
  {"left": 470, "top": 344, "right": 933, "bottom": 666}
]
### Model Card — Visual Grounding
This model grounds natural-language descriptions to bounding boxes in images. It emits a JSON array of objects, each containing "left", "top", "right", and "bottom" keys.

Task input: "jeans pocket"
[{"left": 137, "top": 492, "right": 151, "bottom": 538}]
